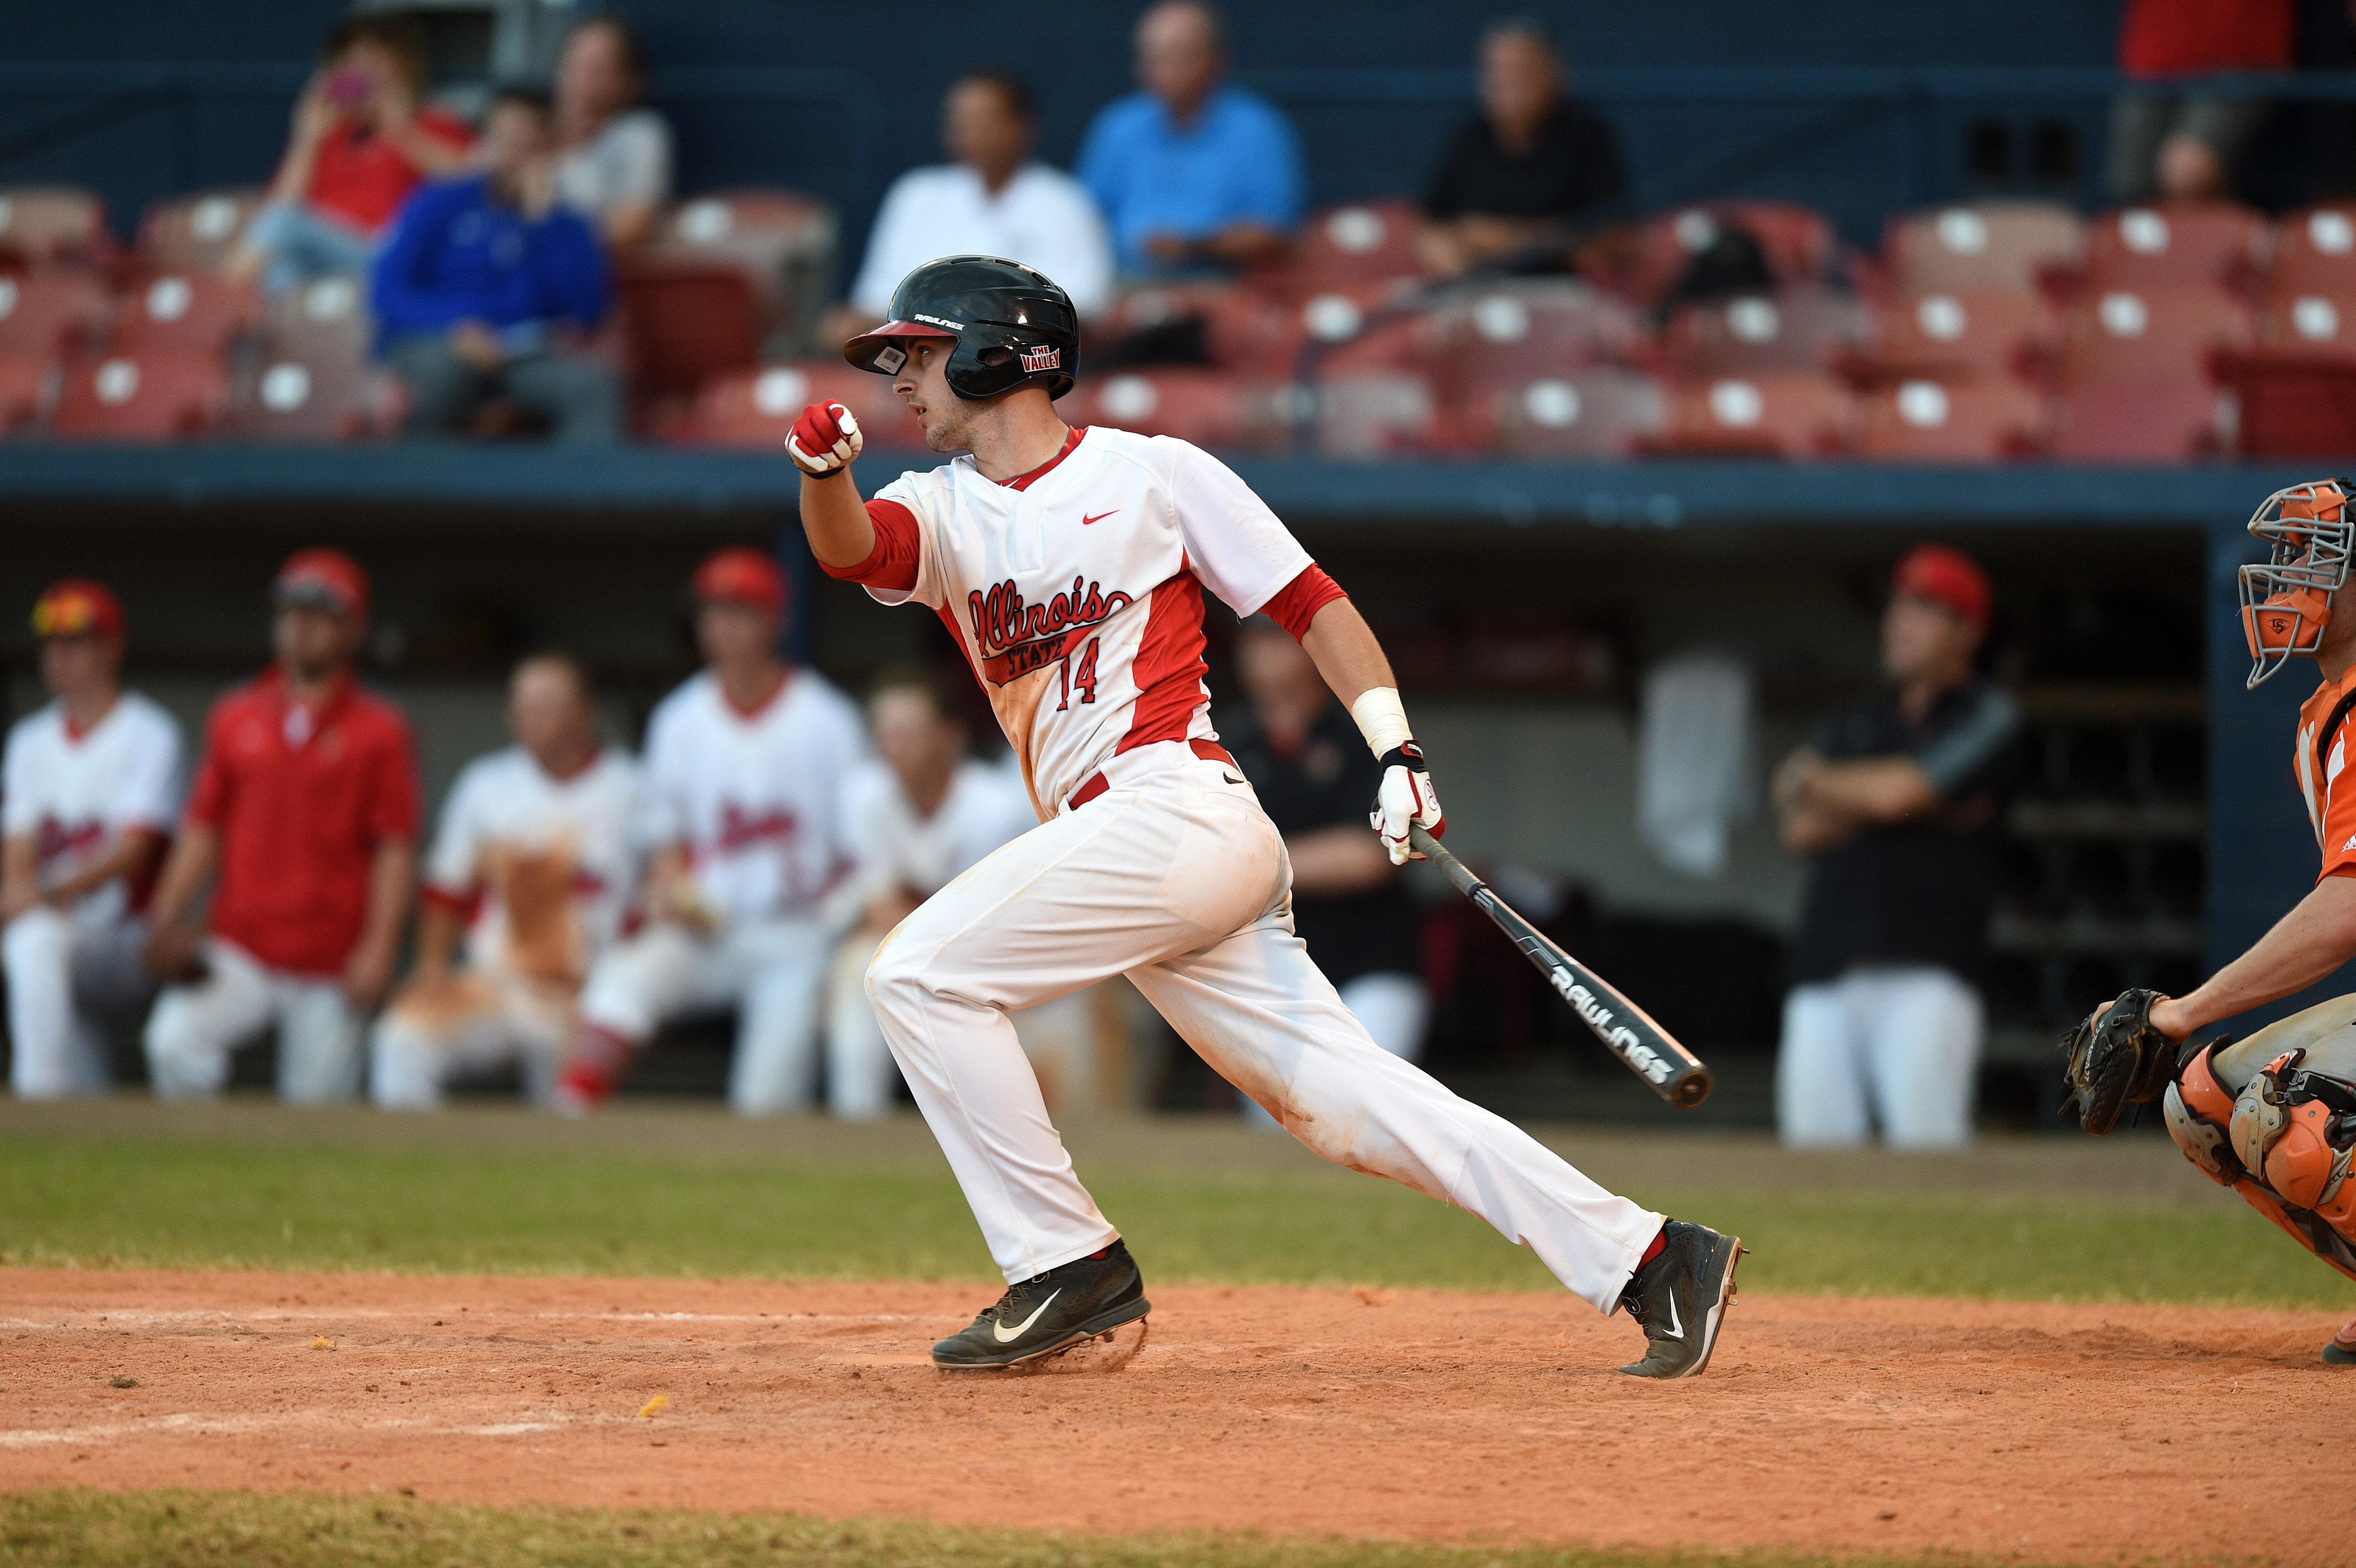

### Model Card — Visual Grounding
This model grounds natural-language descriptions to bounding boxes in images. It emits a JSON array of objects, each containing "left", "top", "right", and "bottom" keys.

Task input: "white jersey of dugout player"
[
  {"left": 1, "top": 692, "right": 182, "bottom": 929},
  {"left": 640, "top": 668, "right": 867, "bottom": 923},
  {"left": 829, "top": 753, "right": 1037, "bottom": 924},
  {"left": 422, "top": 744, "right": 642, "bottom": 983},
  {"left": 868, "top": 426, "right": 1311, "bottom": 817}
]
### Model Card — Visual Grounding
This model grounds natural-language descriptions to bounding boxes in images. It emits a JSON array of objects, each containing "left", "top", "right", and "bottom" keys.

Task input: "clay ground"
[{"left": 1, "top": 1266, "right": 2345, "bottom": 1565}]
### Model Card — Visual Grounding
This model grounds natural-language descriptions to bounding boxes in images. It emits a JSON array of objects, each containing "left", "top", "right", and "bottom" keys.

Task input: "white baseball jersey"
[
  {"left": 640, "top": 668, "right": 868, "bottom": 925},
  {"left": 833, "top": 755, "right": 1036, "bottom": 923},
  {"left": 422, "top": 745, "right": 642, "bottom": 981},
  {"left": 868, "top": 427, "right": 1319, "bottom": 816},
  {"left": 0, "top": 691, "right": 182, "bottom": 928}
]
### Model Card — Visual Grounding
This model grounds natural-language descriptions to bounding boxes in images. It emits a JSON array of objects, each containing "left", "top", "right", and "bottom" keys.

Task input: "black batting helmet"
[{"left": 842, "top": 255, "right": 1078, "bottom": 401}]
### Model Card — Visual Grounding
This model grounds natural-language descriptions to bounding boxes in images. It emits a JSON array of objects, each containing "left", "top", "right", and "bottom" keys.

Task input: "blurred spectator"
[
  {"left": 370, "top": 653, "right": 639, "bottom": 1111},
  {"left": 1, "top": 582, "right": 181, "bottom": 1100},
  {"left": 1770, "top": 546, "right": 2019, "bottom": 1150},
  {"left": 226, "top": 14, "right": 473, "bottom": 297},
  {"left": 1225, "top": 618, "right": 1428, "bottom": 1116},
  {"left": 825, "top": 670, "right": 1085, "bottom": 1119},
  {"left": 838, "top": 68, "right": 1112, "bottom": 340},
  {"left": 552, "top": 16, "right": 672, "bottom": 249},
  {"left": 1418, "top": 17, "right": 1627, "bottom": 280},
  {"left": 555, "top": 548, "right": 868, "bottom": 1117},
  {"left": 1078, "top": 0, "right": 1302, "bottom": 275},
  {"left": 142, "top": 551, "right": 419, "bottom": 1105},
  {"left": 372, "top": 86, "right": 620, "bottom": 445},
  {"left": 2109, "top": 0, "right": 2294, "bottom": 201}
]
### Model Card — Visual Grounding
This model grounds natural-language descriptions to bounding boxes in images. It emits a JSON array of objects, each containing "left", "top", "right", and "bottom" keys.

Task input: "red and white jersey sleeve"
[
  {"left": 0, "top": 691, "right": 182, "bottom": 926},
  {"left": 639, "top": 668, "right": 869, "bottom": 924},
  {"left": 867, "top": 428, "right": 1319, "bottom": 817},
  {"left": 423, "top": 745, "right": 643, "bottom": 975}
]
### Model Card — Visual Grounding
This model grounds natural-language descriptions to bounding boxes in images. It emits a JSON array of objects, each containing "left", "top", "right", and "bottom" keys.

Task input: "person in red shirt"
[
  {"left": 2108, "top": 0, "right": 2294, "bottom": 202},
  {"left": 140, "top": 550, "right": 420, "bottom": 1103},
  {"left": 225, "top": 15, "right": 472, "bottom": 298}
]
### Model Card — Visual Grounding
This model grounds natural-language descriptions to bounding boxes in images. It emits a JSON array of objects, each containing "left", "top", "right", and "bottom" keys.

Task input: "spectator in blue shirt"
[
  {"left": 1077, "top": 1, "right": 1302, "bottom": 276},
  {"left": 371, "top": 86, "right": 621, "bottom": 445}
]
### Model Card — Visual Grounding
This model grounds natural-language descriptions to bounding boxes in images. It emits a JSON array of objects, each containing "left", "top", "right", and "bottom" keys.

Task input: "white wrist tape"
[{"left": 1349, "top": 686, "right": 1413, "bottom": 757}]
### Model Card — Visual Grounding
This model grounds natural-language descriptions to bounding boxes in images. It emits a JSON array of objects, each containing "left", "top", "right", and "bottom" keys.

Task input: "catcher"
[{"left": 2064, "top": 477, "right": 2356, "bottom": 1364}]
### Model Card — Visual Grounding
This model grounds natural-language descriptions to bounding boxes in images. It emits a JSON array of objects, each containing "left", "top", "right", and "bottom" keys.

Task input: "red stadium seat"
[
  {"left": 1068, "top": 368, "right": 1295, "bottom": 451},
  {"left": 0, "top": 268, "right": 110, "bottom": 359},
  {"left": 1646, "top": 371, "right": 1857, "bottom": 458},
  {"left": 1093, "top": 283, "right": 1302, "bottom": 377},
  {"left": 1295, "top": 285, "right": 1435, "bottom": 377},
  {"left": 2268, "top": 206, "right": 2356, "bottom": 295},
  {"left": 0, "top": 353, "right": 50, "bottom": 433},
  {"left": 1313, "top": 370, "right": 1439, "bottom": 457},
  {"left": 0, "top": 185, "right": 109, "bottom": 267},
  {"left": 1877, "top": 201, "right": 2083, "bottom": 294},
  {"left": 138, "top": 188, "right": 265, "bottom": 273},
  {"left": 1585, "top": 200, "right": 1837, "bottom": 307},
  {"left": 1428, "top": 281, "right": 1644, "bottom": 387},
  {"left": 2050, "top": 381, "right": 2228, "bottom": 462},
  {"left": 108, "top": 272, "right": 259, "bottom": 357},
  {"left": 1853, "top": 378, "right": 2049, "bottom": 461},
  {"left": 2054, "top": 284, "right": 2251, "bottom": 386},
  {"left": 49, "top": 353, "right": 227, "bottom": 439},
  {"left": 2210, "top": 348, "right": 2356, "bottom": 459},
  {"left": 1656, "top": 284, "right": 1865, "bottom": 377},
  {"left": 224, "top": 350, "right": 391, "bottom": 441},
  {"left": 615, "top": 258, "right": 761, "bottom": 409},
  {"left": 1855, "top": 287, "right": 2056, "bottom": 383},
  {"left": 2079, "top": 203, "right": 2266, "bottom": 291},
  {"left": 1451, "top": 365, "right": 1664, "bottom": 458},
  {"left": 691, "top": 361, "right": 927, "bottom": 451},
  {"left": 654, "top": 189, "right": 839, "bottom": 346},
  {"left": 262, "top": 274, "right": 371, "bottom": 363},
  {"left": 1279, "top": 200, "right": 1425, "bottom": 289}
]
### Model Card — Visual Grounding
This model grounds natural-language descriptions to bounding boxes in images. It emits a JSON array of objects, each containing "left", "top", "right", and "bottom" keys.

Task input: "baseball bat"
[{"left": 1410, "top": 825, "right": 1713, "bottom": 1109}]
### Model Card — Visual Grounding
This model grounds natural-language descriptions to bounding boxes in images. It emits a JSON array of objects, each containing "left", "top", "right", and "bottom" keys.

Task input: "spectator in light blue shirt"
[{"left": 1077, "top": 0, "right": 1303, "bottom": 276}]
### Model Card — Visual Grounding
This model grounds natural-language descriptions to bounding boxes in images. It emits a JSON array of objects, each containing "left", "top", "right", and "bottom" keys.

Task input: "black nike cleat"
[
  {"left": 1615, "top": 1219, "right": 1744, "bottom": 1380},
  {"left": 932, "top": 1239, "right": 1152, "bottom": 1370}
]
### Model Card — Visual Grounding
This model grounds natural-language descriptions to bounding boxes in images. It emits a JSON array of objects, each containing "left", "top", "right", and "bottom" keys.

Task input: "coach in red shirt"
[{"left": 142, "top": 549, "right": 420, "bottom": 1103}]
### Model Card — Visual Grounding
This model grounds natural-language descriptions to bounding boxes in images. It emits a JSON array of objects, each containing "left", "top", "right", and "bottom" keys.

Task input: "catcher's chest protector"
[{"left": 2170, "top": 1043, "right": 2356, "bottom": 1281}]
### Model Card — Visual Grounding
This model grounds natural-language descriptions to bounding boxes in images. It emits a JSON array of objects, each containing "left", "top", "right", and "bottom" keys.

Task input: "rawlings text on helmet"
[{"left": 2240, "top": 478, "right": 2355, "bottom": 688}]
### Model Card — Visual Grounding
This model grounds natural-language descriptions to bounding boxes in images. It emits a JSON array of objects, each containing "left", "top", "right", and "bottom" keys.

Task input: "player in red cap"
[
  {"left": 553, "top": 546, "right": 870, "bottom": 1116},
  {"left": 1, "top": 581, "right": 183, "bottom": 1097},
  {"left": 141, "top": 549, "right": 421, "bottom": 1103},
  {"left": 1770, "top": 543, "right": 2023, "bottom": 1147}
]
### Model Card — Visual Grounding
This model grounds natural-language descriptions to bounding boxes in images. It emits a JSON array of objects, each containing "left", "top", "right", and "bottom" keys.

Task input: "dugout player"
[
  {"left": 2064, "top": 477, "right": 2356, "bottom": 1364},
  {"left": 1, "top": 581, "right": 182, "bottom": 1098},
  {"left": 553, "top": 547, "right": 868, "bottom": 1117},
  {"left": 784, "top": 254, "right": 1743, "bottom": 1378},
  {"left": 370, "top": 653, "right": 639, "bottom": 1110},
  {"left": 142, "top": 550, "right": 419, "bottom": 1103}
]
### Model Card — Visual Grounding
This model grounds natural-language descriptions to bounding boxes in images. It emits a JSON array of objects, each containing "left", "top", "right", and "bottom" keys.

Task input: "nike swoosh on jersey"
[
  {"left": 1081, "top": 510, "right": 1117, "bottom": 525},
  {"left": 992, "top": 1286, "right": 1062, "bottom": 1343}
]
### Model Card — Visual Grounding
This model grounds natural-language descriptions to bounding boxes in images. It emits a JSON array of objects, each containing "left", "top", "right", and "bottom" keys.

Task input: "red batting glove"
[{"left": 786, "top": 400, "right": 862, "bottom": 477}]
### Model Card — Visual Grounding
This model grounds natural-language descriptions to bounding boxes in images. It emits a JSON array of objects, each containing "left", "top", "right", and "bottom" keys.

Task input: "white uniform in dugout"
[
  {"left": 0, "top": 693, "right": 181, "bottom": 1096},
  {"left": 369, "top": 745, "right": 640, "bottom": 1109},
  {"left": 573, "top": 669, "right": 867, "bottom": 1114},
  {"left": 835, "top": 424, "right": 1667, "bottom": 1306}
]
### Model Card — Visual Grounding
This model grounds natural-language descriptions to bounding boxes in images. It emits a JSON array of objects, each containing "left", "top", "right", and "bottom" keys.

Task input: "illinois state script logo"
[{"left": 968, "top": 575, "right": 1132, "bottom": 685}]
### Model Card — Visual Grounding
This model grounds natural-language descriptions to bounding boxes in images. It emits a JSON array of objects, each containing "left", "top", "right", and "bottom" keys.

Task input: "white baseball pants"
[
  {"left": 1243, "top": 969, "right": 1429, "bottom": 1130},
  {"left": 577, "top": 916, "right": 829, "bottom": 1116},
  {"left": 3, "top": 906, "right": 150, "bottom": 1098},
  {"left": 829, "top": 933, "right": 1099, "bottom": 1121},
  {"left": 143, "top": 938, "right": 366, "bottom": 1104},
  {"left": 865, "top": 751, "right": 1663, "bottom": 1310},
  {"left": 369, "top": 969, "right": 573, "bottom": 1110},
  {"left": 1776, "top": 964, "right": 1983, "bottom": 1149}
]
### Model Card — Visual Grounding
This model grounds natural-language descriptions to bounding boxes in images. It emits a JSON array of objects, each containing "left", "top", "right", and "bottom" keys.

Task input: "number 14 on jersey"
[{"left": 1056, "top": 638, "right": 1100, "bottom": 712}]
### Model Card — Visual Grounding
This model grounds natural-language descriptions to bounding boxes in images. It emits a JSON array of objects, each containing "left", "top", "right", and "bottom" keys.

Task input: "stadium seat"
[
  {"left": 1068, "top": 368, "right": 1295, "bottom": 451},
  {"left": 1313, "top": 370, "right": 1439, "bottom": 457},
  {"left": 1451, "top": 365, "right": 1664, "bottom": 458},
  {"left": 1093, "top": 283, "right": 1301, "bottom": 378},
  {"left": 138, "top": 188, "right": 265, "bottom": 273},
  {"left": 107, "top": 272, "right": 259, "bottom": 357},
  {"left": 1586, "top": 201, "right": 1837, "bottom": 308},
  {"left": 2267, "top": 206, "right": 2356, "bottom": 295},
  {"left": 1428, "top": 280, "right": 1644, "bottom": 386},
  {"left": 614, "top": 257, "right": 761, "bottom": 410},
  {"left": 2053, "top": 284, "right": 2251, "bottom": 386},
  {"left": 1276, "top": 200, "right": 1424, "bottom": 290},
  {"left": 0, "top": 268, "right": 111, "bottom": 359},
  {"left": 2210, "top": 348, "right": 2356, "bottom": 459},
  {"left": 49, "top": 353, "right": 227, "bottom": 439},
  {"left": 0, "top": 353, "right": 50, "bottom": 433},
  {"left": 1854, "top": 287, "right": 2056, "bottom": 382},
  {"left": 1853, "top": 377, "right": 2049, "bottom": 461},
  {"left": 262, "top": 274, "right": 371, "bottom": 363},
  {"left": 654, "top": 189, "right": 839, "bottom": 348},
  {"left": 224, "top": 346, "right": 391, "bottom": 441},
  {"left": 690, "top": 361, "right": 928, "bottom": 451},
  {"left": 1656, "top": 283, "right": 1865, "bottom": 377},
  {"left": 1646, "top": 370, "right": 1857, "bottom": 458},
  {"left": 0, "top": 185, "right": 109, "bottom": 267},
  {"left": 2078, "top": 203, "right": 2266, "bottom": 291},
  {"left": 1296, "top": 286, "right": 1435, "bottom": 377},
  {"left": 1876, "top": 201, "right": 2083, "bottom": 294},
  {"left": 2049, "top": 380, "right": 2227, "bottom": 462}
]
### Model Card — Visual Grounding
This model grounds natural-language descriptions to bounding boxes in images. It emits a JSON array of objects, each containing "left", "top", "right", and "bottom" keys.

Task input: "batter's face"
[
  {"left": 891, "top": 337, "right": 971, "bottom": 451},
  {"left": 38, "top": 633, "right": 120, "bottom": 706},
  {"left": 1881, "top": 594, "right": 1978, "bottom": 686}
]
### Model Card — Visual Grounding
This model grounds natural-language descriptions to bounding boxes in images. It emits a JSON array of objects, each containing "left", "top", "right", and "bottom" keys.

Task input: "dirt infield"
[{"left": 0, "top": 1268, "right": 2345, "bottom": 1563}]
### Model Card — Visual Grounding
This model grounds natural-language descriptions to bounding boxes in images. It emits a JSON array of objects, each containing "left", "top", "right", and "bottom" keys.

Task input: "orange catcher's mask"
[{"left": 2240, "top": 478, "right": 2355, "bottom": 687}]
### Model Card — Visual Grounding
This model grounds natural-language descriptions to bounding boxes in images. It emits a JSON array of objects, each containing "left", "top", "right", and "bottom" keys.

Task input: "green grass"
[
  {"left": 0, "top": 1489, "right": 2120, "bottom": 1568},
  {"left": 0, "top": 1131, "right": 2348, "bottom": 1308}
]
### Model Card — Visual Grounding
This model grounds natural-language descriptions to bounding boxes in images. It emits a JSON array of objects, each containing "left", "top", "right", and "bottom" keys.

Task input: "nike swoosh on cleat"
[
  {"left": 1082, "top": 511, "right": 1116, "bottom": 525},
  {"left": 992, "top": 1287, "right": 1061, "bottom": 1343},
  {"left": 1662, "top": 1291, "right": 1683, "bottom": 1339}
]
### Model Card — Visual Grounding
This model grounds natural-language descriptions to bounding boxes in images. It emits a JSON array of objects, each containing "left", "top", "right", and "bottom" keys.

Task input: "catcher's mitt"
[{"left": 2059, "top": 987, "right": 2177, "bottom": 1134}]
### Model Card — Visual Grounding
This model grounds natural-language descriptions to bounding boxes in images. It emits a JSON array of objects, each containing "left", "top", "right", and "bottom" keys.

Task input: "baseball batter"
[
  {"left": 370, "top": 653, "right": 639, "bottom": 1109},
  {"left": 788, "top": 255, "right": 1742, "bottom": 1376},
  {"left": 2065, "top": 477, "right": 2356, "bottom": 1364}
]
